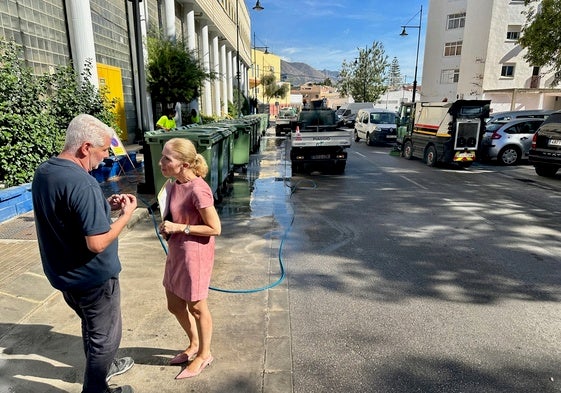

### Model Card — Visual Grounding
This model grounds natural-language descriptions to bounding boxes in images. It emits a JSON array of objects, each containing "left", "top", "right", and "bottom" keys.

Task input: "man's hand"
[{"left": 118, "top": 194, "right": 137, "bottom": 217}]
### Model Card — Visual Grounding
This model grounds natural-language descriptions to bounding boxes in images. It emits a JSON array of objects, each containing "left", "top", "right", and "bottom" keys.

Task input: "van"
[
  {"left": 354, "top": 108, "right": 398, "bottom": 145},
  {"left": 336, "top": 102, "right": 376, "bottom": 127},
  {"left": 486, "top": 109, "right": 554, "bottom": 123}
]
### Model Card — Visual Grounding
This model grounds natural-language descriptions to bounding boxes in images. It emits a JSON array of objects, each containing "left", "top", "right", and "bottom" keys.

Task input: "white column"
[
  {"left": 201, "top": 25, "right": 212, "bottom": 116},
  {"left": 227, "top": 50, "right": 233, "bottom": 103},
  {"left": 220, "top": 44, "right": 228, "bottom": 116},
  {"left": 65, "top": 0, "right": 98, "bottom": 86},
  {"left": 212, "top": 35, "right": 221, "bottom": 117},
  {"left": 164, "top": 0, "right": 175, "bottom": 38},
  {"left": 186, "top": 9, "right": 196, "bottom": 51}
]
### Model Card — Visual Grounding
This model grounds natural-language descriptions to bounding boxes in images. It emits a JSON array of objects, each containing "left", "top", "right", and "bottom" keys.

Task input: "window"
[
  {"left": 440, "top": 69, "right": 460, "bottom": 84},
  {"left": 506, "top": 25, "right": 521, "bottom": 40},
  {"left": 444, "top": 41, "right": 462, "bottom": 56},
  {"left": 501, "top": 64, "right": 515, "bottom": 77},
  {"left": 447, "top": 13, "right": 466, "bottom": 30}
]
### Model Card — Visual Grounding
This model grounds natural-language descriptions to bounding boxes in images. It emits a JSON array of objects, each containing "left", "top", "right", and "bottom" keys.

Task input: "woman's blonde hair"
[{"left": 165, "top": 138, "right": 209, "bottom": 178}]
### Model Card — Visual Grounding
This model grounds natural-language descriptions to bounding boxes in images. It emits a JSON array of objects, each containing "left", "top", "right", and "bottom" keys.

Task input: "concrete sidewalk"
[{"left": 0, "top": 129, "right": 294, "bottom": 393}]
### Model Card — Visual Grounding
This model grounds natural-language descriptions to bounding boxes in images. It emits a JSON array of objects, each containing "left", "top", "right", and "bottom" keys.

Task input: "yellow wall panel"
[{"left": 97, "top": 63, "right": 127, "bottom": 139}]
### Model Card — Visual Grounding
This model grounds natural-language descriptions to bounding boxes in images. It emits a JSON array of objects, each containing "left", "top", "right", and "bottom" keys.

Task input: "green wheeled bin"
[
  {"left": 144, "top": 128, "right": 224, "bottom": 200},
  {"left": 195, "top": 124, "right": 234, "bottom": 195},
  {"left": 218, "top": 119, "right": 251, "bottom": 169}
]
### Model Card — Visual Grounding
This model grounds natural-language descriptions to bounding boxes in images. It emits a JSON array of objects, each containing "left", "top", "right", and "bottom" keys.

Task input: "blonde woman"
[{"left": 158, "top": 138, "right": 221, "bottom": 379}]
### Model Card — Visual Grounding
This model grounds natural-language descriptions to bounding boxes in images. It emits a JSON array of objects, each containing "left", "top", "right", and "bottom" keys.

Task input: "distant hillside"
[{"left": 281, "top": 60, "right": 339, "bottom": 86}]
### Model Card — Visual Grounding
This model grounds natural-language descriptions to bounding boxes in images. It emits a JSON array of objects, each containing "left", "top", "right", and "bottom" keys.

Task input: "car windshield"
[{"left": 370, "top": 113, "right": 396, "bottom": 124}]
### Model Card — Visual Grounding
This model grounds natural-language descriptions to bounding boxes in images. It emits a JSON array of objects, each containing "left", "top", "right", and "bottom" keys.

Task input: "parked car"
[
  {"left": 354, "top": 108, "right": 397, "bottom": 146},
  {"left": 486, "top": 109, "right": 554, "bottom": 123},
  {"left": 343, "top": 113, "right": 357, "bottom": 128},
  {"left": 479, "top": 118, "right": 545, "bottom": 165},
  {"left": 528, "top": 111, "right": 561, "bottom": 177}
]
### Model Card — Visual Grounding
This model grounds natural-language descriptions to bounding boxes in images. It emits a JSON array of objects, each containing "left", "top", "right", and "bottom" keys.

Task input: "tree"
[
  {"left": 146, "top": 31, "right": 214, "bottom": 111},
  {"left": 45, "top": 60, "right": 120, "bottom": 138},
  {"left": 337, "top": 41, "right": 389, "bottom": 102},
  {"left": 261, "top": 73, "right": 289, "bottom": 106},
  {"left": 388, "top": 57, "right": 402, "bottom": 90},
  {"left": 519, "top": 0, "right": 561, "bottom": 86},
  {"left": 0, "top": 38, "right": 117, "bottom": 188}
]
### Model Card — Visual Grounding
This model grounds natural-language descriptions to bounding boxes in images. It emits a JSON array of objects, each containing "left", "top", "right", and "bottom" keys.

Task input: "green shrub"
[{"left": 0, "top": 38, "right": 119, "bottom": 188}]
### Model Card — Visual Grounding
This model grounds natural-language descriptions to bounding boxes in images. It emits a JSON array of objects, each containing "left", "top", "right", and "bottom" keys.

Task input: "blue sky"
[{"left": 247, "top": 0, "right": 428, "bottom": 83}]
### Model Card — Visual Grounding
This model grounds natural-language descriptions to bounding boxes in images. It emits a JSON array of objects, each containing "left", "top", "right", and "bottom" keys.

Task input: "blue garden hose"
[{"left": 137, "top": 193, "right": 291, "bottom": 294}]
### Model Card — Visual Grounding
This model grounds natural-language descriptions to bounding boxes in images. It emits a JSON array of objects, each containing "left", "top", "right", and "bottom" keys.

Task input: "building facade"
[
  {"left": 249, "top": 47, "right": 290, "bottom": 115},
  {"left": 0, "top": 0, "right": 253, "bottom": 142},
  {"left": 422, "top": 0, "right": 561, "bottom": 112}
]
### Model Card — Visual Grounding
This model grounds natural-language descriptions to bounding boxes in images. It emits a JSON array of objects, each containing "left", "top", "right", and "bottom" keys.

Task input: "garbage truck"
[
  {"left": 290, "top": 102, "right": 353, "bottom": 174},
  {"left": 396, "top": 100, "right": 490, "bottom": 168}
]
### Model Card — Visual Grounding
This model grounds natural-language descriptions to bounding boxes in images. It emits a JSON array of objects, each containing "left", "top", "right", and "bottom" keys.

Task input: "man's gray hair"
[{"left": 63, "top": 114, "right": 114, "bottom": 152}]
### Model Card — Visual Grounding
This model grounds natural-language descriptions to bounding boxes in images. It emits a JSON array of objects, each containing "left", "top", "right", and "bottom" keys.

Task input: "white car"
[{"left": 354, "top": 108, "right": 397, "bottom": 146}]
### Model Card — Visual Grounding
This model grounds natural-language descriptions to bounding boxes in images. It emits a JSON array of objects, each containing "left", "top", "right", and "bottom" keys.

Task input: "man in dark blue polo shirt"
[{"left": 33, "top": 114, "right": 137, "bottom": 393}]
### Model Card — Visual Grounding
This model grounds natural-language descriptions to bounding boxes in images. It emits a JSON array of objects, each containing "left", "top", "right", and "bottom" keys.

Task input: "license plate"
[
  {"left": 386, "top": 135, "right": 397, "bottom": 139},
  {"left": 549, "top": 139, "right": 561, "bottom": 146},
  {"left": 453, "top": 151, "right": 475, "bottom": 161},
  {"left": 311, "top": 154, "right": 330, "bottom": 160}
]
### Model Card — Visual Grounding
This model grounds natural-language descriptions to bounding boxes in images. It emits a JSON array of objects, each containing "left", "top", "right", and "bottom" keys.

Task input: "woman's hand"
[{"left": 159, "top": 220, "right": 184, "bottom": 236}]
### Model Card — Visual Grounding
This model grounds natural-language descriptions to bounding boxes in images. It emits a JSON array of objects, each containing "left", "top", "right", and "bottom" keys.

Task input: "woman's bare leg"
[{"left": 166, "top": 289, "right": 199, "bottom": 355}]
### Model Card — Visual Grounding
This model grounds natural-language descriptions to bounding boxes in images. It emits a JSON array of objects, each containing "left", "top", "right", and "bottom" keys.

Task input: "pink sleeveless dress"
[{"left": 162, "top": 178, "right": 215, "bottom": 301}]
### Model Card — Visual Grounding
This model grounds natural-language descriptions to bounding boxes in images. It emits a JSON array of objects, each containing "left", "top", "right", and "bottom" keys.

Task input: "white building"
[
  {"left": 422, "top": 0, "right": 561, "bottom": 112},
  {"left": 374, "top": 89, "right": 414, "bottom": 111}
]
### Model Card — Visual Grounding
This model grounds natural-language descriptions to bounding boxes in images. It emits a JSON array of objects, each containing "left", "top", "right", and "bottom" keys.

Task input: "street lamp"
[
  {"left": 252, "top": 33, "right": 269, "bottom": 113},
  {"left": 236, "top": 0, "right": 264, "bottom": 117},
  {"left": 400, "top": 5, "right": 422, "bottom": 103}
]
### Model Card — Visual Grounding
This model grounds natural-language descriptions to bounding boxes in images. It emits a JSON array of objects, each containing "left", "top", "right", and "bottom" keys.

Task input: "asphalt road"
[{"left": 283, "top": 138, "right": 561, "bottom": 393}]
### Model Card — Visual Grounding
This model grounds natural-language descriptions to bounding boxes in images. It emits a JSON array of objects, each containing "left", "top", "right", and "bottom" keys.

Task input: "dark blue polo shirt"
[{"left": 32, "top": 158, "right": 121, "bottom": 291}]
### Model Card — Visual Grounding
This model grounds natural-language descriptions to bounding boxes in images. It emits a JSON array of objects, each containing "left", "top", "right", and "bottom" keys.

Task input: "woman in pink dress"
[{"left": 158, "top": 138, "right": 221, "bottom": 379}]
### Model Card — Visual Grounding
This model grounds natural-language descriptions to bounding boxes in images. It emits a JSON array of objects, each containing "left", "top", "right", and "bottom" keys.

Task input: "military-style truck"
[
  {"left": 275, "top": 107, "right": 298, "bottom": 136},
  {"left": 396, "top": 100, "right": 490, "bottom": 168},
  {"left": 290, "top": 103, "right": 353, "bottom": 174}
]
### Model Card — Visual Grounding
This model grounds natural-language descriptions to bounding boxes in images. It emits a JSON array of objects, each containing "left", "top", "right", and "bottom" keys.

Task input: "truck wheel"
[
  {"left": 334, "top": 161, "right": 346, "bottom": 174},
  {"left": 403, "top": 141, "right": 413, "bottom": 160},
  {"left": 425, "top": 145, "right": 437, "bottom": 167},
  {"left": 534, "top": 164, "right": 558, "bottom": 177},
  {"left": 292, "top": 161, "right": 301, "bottom": 174},
  {"left": 365, "top": 133, "right": 373, "bottom": 146},
  {"left": 354, "top": 130, "right": 360, "bottom": 142}
]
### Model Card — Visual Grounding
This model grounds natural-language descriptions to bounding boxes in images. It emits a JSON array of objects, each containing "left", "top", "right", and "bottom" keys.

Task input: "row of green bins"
[
  {"left": 190, "top": 124, "right": 234, "bottom": 194},
  {"left": 238, "top": 116, "right": 260, "bottom": 153},
  {"left": 144, "top": 127, "right": 226, "bottom": 199},
  {"left": 214, "top": 119, "right": 251, "bottom": 168}
]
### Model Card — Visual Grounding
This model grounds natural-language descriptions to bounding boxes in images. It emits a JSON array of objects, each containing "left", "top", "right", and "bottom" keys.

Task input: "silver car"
[{"left": 480, "top": 118, "right": 544, "bottom": 165}]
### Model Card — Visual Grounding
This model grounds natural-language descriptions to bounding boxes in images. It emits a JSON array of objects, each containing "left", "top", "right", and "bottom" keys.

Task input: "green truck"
[{"left": 290, "top": 106, "right": 353, "bottom": 174}]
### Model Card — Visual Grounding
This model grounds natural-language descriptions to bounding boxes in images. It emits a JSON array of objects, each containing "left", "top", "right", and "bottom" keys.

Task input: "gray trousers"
[{"left": 63, "top": 277, "right": 122, "bottom": 393}]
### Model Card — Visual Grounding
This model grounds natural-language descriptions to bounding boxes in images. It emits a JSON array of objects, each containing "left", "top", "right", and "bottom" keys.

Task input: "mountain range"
[{"left": 280, "top": 60, "right": 339, "bottom": 86}]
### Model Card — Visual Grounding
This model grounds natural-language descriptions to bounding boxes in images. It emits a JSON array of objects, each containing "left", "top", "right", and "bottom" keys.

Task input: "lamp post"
[
  {"left": 400, "top": 5, "right": 422, "bottom": 103},
  {"left": 236, "top": 1, "right": 264, "bottom": 117},
  {"left": 252, "top": 33, "right": 269, "bottom": 113}
]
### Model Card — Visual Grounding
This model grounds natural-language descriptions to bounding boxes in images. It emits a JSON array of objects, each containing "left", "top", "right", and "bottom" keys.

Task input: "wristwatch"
[{"left": 184, "top": 225, "right": 191, "bottom": 235}]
